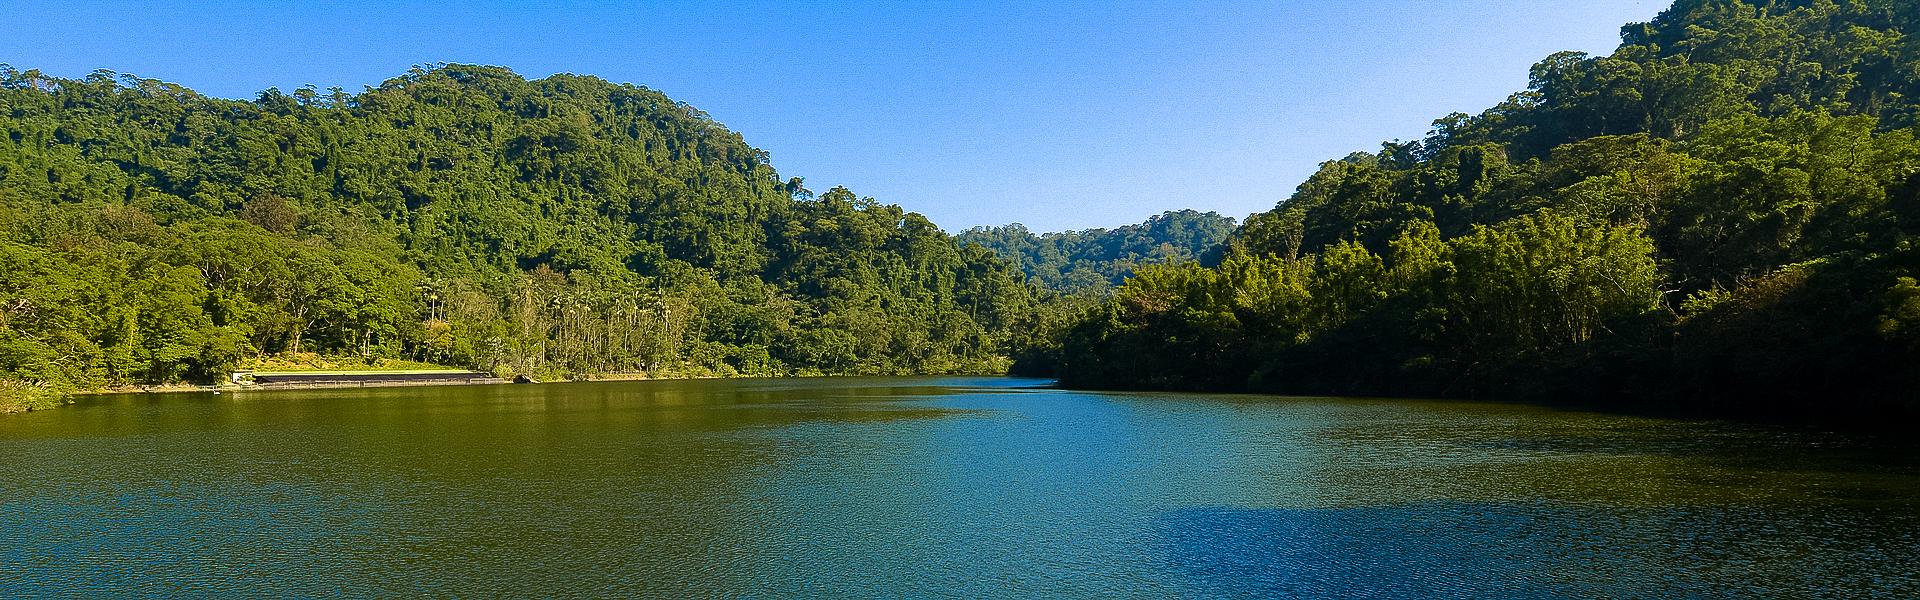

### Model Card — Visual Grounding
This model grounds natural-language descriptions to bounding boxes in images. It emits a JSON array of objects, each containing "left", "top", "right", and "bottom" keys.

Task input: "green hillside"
[
  {"left": 0, "top": 64, "right": 1037, "bottom": 409},
  {"left": 957, "top": 209, "right": 1237, "bottom": 292},
  {"left": 9, "top": 0, "right": 1920, "bottom": 423},
  {"left": 1045, "top": 0, "right": 1920, "bottom": 420}
]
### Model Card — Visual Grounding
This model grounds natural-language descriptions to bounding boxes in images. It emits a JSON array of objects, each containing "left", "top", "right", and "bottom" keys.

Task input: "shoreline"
[{"left": 2, "top": 370, "right": 1013, "bottom": 413}]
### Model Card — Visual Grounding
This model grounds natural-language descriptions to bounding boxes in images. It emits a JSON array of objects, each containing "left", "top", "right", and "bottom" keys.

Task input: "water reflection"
[
  {"left": 1157, "top": 504, "right": 1920, "bottom": 598},
  {"left": 1, "top": 377, "right": 1916, "bottom": 596}
]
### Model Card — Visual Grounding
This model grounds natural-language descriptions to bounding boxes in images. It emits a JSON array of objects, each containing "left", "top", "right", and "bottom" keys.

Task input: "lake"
[{"left": 2, "top": 376, "right": 1917, "bottom": 597}]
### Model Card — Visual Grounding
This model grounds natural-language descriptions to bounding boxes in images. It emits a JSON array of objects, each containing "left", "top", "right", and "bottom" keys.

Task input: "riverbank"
[
  {"left": 0, "top": 374, "right": 508, "bottom": 414},
  {"left": 0, "top": 360, "right": 505, "bottom": 413},
  {"left": 240, "top": 370, "right": 508, "bottom": 390},
  {"left": 0, "top": 362, "right": 1008, "bottom": 414}
]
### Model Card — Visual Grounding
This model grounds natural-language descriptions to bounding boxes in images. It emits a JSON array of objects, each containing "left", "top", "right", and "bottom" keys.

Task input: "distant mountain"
[{"left": 957, "top": 210, "right": 1238, "bottom": 291}]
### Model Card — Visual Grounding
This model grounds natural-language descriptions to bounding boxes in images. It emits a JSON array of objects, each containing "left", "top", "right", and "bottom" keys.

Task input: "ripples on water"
[{"left": 1, "top": 376, "right": 1916, "bottom": 597}]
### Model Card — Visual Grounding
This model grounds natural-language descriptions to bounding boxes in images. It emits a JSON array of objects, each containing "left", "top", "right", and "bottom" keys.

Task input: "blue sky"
[{"left": 1, "top": 1, "right": 1662, "bottom": 232}]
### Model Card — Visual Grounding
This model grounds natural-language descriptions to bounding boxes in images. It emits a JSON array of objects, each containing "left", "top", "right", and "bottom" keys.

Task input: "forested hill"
[
  {"left": 957, "top": 210, "right": 1237, "bottom": 291},
  {"left": 1046, "top": 0, "right": 1920, "bottom": 421},
  {"left": 0, "top": 64, "right": 1039, "bottom": 408}
]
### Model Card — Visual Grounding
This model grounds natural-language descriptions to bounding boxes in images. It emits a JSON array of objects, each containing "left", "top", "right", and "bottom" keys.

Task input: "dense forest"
[
  {"left": 1040, "top": 0, "right": 1920, "bottom": 420},
  {"left": 0, "top": 64, "right": 1041, "bottom": 410},
  {"left": 957, "top": 210, "right": 1237, "bottom": 291},
  {"left": 9, "top": 0, "right": 1920, "bottom": 423}
]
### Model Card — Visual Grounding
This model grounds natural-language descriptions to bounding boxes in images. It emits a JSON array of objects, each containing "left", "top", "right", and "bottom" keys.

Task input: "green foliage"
[
  {"left": 0, "top": 64, "right": 1039, "bottom": 395},
  {"left": 957, "top": 209, "right": 1238, "bottom": 292},
  {"left": 1055, "top": 215, "right": 1663, "bottom": 394},
  {"left": 1447, "top": 213, "right": 1662, "bottom": 354},
  {"left": 9, "top": 0, "right": 1920, "bottom": 424},
  {"left": 1055, "top": 0, "right": 1920, "bottom": 419}
]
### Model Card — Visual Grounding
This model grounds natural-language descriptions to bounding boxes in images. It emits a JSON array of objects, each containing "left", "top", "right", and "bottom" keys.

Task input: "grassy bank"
[
  {"left": 237, "top": 354, "right": 468, "bottom": 374},
  {"left": 0, "top": 381, "right": 65, "bottom": 413},
  {"left": 0, "top": 351, "right": 1013, "bottom": 414}
]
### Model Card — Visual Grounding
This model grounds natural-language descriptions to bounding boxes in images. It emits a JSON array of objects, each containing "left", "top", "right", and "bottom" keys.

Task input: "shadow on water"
[
  {"left": 2, "top": 376, "right": 1917, "bottom": 596},
  {"left": 1155, "top": 503, "right": 1920, "bottom": 599}
]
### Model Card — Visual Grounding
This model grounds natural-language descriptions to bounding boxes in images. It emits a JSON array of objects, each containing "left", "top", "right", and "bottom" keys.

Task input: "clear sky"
[{"left": 1, "top": 1, "right": 1663, "bottom": 232}]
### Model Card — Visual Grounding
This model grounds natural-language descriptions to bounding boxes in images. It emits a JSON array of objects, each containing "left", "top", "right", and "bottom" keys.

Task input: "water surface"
[{"left": 2, "top": 377, "right": 1917, "bottom": 597}]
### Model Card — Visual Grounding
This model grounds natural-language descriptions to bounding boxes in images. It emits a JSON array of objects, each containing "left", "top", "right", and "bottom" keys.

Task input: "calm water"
[{"left": 2, "top": 377, "right": 1918, "bottom": 597}]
